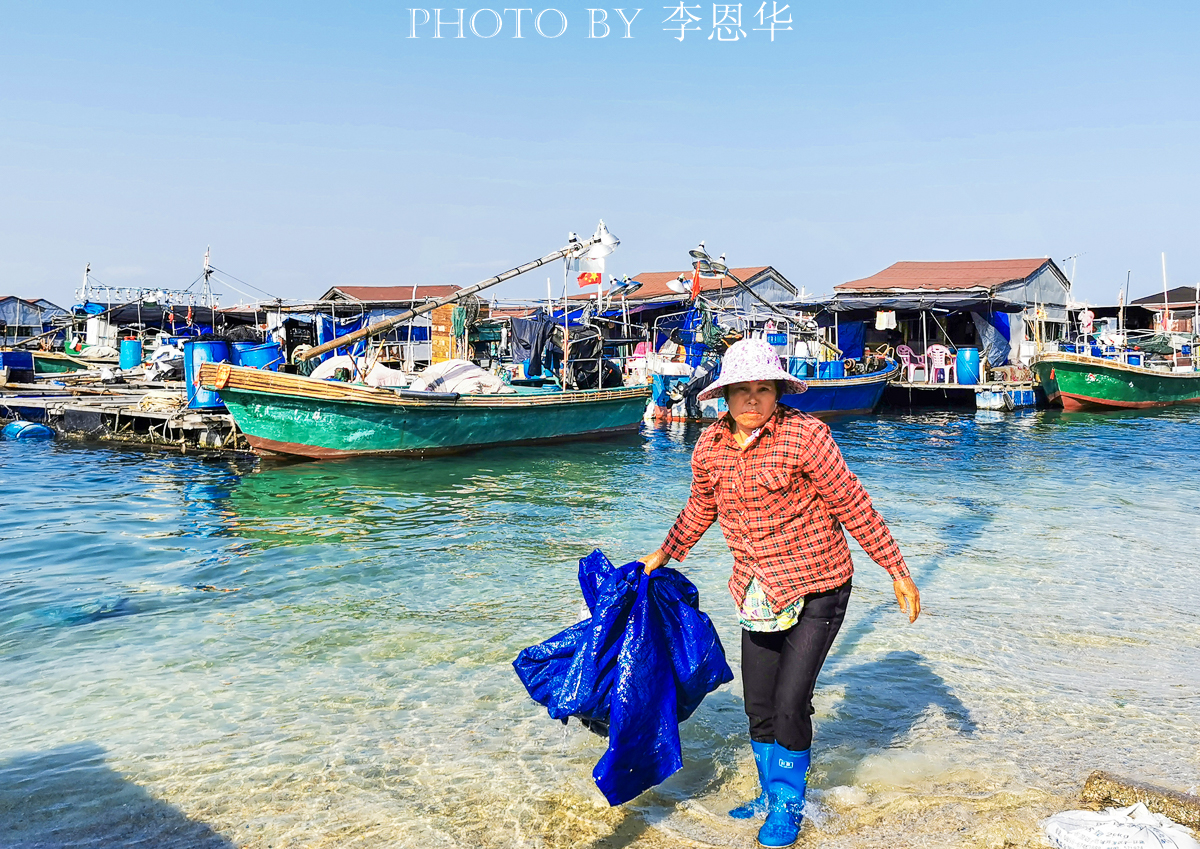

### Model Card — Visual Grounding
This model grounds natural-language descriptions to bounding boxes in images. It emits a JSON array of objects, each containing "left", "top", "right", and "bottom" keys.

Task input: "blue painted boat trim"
[{"left": 781, "top": 361, "right": 899, "bottom": 416}]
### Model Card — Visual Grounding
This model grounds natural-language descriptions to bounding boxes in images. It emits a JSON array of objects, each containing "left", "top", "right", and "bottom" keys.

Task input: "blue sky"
[{"left": 2, "top": 1, "right": 1197, "bottom": 308}]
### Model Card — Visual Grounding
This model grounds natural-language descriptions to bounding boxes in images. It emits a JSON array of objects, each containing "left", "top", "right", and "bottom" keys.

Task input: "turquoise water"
[{"left": 2, "top": 409, "right": 1199, "bottom": 848}]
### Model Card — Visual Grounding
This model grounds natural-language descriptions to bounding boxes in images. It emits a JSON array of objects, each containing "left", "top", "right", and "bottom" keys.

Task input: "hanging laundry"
[
  {"left": 875, "top": 310, "right": 897, "bottom": 330},
  {"left": 513, "top": 550, "right": 733, "bottom": 806}
]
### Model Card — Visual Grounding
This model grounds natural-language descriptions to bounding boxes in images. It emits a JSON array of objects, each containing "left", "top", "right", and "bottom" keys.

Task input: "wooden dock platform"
[
  {"left": 883, "top": 380, "right": 1043, "bottom": 410},
  {"left": 0, "top": 382, "right": 253, "bottom": 456}
]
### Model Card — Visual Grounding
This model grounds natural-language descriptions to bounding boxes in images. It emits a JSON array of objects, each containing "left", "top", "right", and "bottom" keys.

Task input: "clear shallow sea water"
[{"left": 1, "top": 408, "right": 1199, "bottom": 849}]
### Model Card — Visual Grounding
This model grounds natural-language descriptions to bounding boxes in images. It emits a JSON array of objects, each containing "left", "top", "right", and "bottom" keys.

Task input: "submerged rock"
[
  {"left": 1082, "top": 770, "right": 1200, "bottom": 830},
  {"left": 40, "top": 596, "right": 136, "bottom": 626}
]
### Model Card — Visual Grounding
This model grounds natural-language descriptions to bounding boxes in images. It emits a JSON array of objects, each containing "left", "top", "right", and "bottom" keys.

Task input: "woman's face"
[{"left": 726, "top": 380, "right": 778, "bottom": 431}]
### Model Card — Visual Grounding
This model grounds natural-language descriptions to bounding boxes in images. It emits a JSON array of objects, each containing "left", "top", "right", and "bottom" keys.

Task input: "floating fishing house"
[
  {"left": 0, "top": 296, "right": 67, "bottom": 346},
  {"left": 228, "top": 284, "right": 477, "bottom": 370},
  {"left": 1129, "top": 286, "right": 1200, "bottom": 333},
  {"left": 557, "top": 266, "right": 797, "bottom": 363},
  {"left": 812, "top": 258, "right": 1074, "bottom": 410}
]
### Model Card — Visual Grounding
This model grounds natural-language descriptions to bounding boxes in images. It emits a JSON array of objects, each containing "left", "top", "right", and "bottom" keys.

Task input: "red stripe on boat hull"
[{"left": 1056, "top": 391, "right": 1200, "bottom": 412}]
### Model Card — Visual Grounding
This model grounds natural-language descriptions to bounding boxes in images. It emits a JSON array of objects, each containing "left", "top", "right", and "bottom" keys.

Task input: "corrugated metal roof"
[
  {"left": 836, "top": 259, "right": 1051, "bottom": 293},
  {"left": 321, "top": 285, "right": 462, "bottom": 301},
  {"left": 1130, "top": 285, "right": 1200, "bottom": 306}
]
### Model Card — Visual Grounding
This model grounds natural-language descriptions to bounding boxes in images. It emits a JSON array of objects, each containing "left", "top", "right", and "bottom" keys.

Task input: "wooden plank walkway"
[{"left": 1, "top": 381, "right": 248, "bottom": 454}]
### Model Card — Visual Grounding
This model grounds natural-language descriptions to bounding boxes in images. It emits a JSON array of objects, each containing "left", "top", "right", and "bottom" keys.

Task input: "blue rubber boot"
[
  {"left": 757, "top": 745, "right": 810, "bottom": 848},
  {"left": 729, "top": 740, "right": 774, "bottom": 819}
]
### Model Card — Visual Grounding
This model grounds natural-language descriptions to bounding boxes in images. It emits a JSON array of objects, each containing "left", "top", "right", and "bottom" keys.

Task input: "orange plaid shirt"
[{"left": 661, "top": 405, "right": 910, "bottom": 613}]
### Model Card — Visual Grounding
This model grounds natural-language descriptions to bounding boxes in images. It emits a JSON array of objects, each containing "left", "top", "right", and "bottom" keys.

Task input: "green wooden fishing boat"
[
  {"left": 33, "top": 351, "right": 92, "bottom": 374},
  {"left": 1031, "top": 351, "right": 1200, "bottom": 411},
  {"left": 199, "top": 362, "right": 651, "bottom": 459}
]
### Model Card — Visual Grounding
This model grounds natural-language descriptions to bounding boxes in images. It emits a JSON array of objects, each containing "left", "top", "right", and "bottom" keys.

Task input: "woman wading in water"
[{"left": 641, "top": 338, "right": 920, "bottom": 848}]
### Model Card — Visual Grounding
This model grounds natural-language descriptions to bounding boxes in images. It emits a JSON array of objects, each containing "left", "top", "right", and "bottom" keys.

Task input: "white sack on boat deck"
[
  {"left": 1043, "top": 803, "right": 1200, "bottom": 849},
  {"left": 307, "top": 355, "right": 409, "bottom": 388},
  {"left": 308, "top": 355, "right": 358, "bottom": 381},
  {"left": 410, "top": 360, "right": 516, "bottom": 395},
  {"left": 363, "top": 361, "right": 409, "bottom": 388}
]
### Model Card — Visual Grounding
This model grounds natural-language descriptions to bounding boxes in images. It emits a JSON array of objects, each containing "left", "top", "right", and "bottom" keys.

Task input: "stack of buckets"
[{"left": 183, "top": 339, "right": 285, "bottom": 409}]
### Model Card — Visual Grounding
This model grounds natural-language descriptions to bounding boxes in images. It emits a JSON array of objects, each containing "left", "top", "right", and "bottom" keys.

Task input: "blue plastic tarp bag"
[{"left": 513, "top": 549, "right": 733, "bottom": 806}]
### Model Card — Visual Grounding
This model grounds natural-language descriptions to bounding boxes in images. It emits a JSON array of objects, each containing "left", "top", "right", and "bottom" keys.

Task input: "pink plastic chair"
[
  {"left": 626, "top": 341, "right": 649, "bottom": 374},
  {"left": 925, "top": 344, "right": 956, "bottom": 384},
  {"left": 895, "top": 345, "right": 926, "bottom": 382}
]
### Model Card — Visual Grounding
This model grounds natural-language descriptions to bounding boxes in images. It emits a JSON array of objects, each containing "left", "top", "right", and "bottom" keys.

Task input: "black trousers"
[{"left": 741, "top": 579, "right": 852, "bottom": 752}]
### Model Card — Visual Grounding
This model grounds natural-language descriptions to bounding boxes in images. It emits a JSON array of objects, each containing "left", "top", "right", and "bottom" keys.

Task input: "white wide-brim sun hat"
[{"left": 697, "top": 338, "right": 808, "bottom": 402}]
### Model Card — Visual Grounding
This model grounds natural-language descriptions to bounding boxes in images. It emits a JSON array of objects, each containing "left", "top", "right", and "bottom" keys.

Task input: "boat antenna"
[{"left": 203, "top": 247, "right": 214, "bottom": 312}]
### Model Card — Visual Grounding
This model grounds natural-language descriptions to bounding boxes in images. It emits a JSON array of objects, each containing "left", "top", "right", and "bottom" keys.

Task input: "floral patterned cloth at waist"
[{"left": 738, "top": 578, "right": 803, "bottom": 632}]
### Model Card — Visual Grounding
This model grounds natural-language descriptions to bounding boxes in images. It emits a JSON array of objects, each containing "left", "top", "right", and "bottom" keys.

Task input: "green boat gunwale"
[
  {"left": 198, "top": 362, "right": 651, "bottom": 409},
  {"left": 1031, "top": 351, "right": 1200, "bottom": 380}
]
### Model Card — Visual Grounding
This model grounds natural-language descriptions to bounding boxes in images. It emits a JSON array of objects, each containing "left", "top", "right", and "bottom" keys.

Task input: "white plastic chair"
[{"left": 925, "top": 344, "right": 956, "bottom": 384}]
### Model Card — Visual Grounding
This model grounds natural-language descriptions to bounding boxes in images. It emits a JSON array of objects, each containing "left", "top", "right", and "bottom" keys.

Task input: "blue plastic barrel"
[
  {"left": 230, "top": 341, "right": 284, "bottom": 371},
  {"left": 788, "top": 358, "right": 813, "bottom": 379},
  {"left": 183, "top": 340, "right": 230, "bottom": 409},
  {"left": 817, "top": 360, "right": 844, "bottom": 379},
  {"left": 2, "top": 421, "right": 55, "bottom": 440},
  {"left": 229, "top": 342, "right": 251, "bottom": 364},
  {"left": 1127, "top": 353, "right": 1142, "bottom": 367},
  {"left": 119, "top": 339, "right": 143, "bottom": 370},
  {"left": 956, "top": 347, "right": 981, "bottom": 385},
  {"left": 0, "top": 351, "right": 34, "bottom": 371}
]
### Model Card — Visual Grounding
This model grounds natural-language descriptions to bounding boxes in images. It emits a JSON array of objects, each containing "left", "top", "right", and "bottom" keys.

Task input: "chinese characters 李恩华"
[{"left": 406, "top": 4, "right": 793, "bottom": 40}]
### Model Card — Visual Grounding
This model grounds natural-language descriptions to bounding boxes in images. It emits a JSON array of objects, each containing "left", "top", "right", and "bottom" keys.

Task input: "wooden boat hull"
[
  {"left": 199, "top": 363, "right": 651, "bottom": 459},
  {"left": 781, "top": 361, "right": 900, "bottom": 417},
  {"left": 1031, "top": 352, "right": 1200, "bottom": 411},
  {"left": 33, "top": 352, "right": 92, "bottom": 374}
]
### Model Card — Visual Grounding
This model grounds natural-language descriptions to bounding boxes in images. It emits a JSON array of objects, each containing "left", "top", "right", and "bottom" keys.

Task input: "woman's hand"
[
  {"left": 640, "top": 549, "right": 669, "bottom": 574},
  {"left": 893, "top": 575, "right": 921, "bottom": 623}
]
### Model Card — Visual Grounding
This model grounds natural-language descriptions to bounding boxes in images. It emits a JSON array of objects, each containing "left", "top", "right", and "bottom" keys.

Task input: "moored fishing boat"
[
  {"left": 782, "top": 357, "right": 897, "bottom": 417},
  {"left": 781, "top": 358, "right": 901, "bottom": 416},
  {"left": 201, "top": 220, "right": 646, "bottom": 459},
  {"left": 652, "top": 357, "right": 900, "bottom": 421},
  {"left": 1031, "top": 351, "right": 1200, "bottom": 411},
  {"left": 32, "top": 351, "right": 92, "bottom": 374},
  {"left": 200, "top": 362, "right": 650, "bottom": 459}
]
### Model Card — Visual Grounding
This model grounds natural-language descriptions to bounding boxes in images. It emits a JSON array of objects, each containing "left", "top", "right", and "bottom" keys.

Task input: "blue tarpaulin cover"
[{"left": 513, "top": 550, "right": 733, "bottom": 806}]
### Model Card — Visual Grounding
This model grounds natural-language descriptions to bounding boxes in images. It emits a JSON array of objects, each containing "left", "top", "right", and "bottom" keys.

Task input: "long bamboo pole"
[
  {"left": 297, "top": 237, "right": 600, "bottom": 363},
  {"left": 1162, "top": 252, "right": 1169, "bottom": 331},
  {"left": 1120, "top": 270, "right": 1129, "bottom": 335}
]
